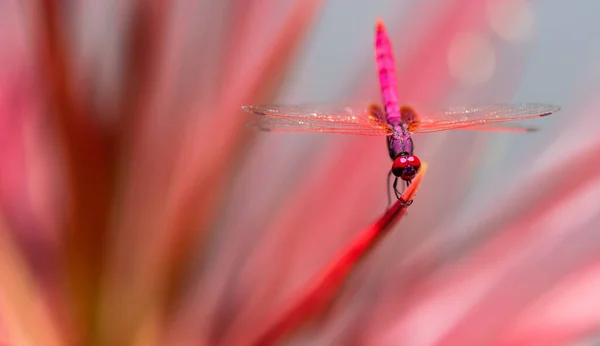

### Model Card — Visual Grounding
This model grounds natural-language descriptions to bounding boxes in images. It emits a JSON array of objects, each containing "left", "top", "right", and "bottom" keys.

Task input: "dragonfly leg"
[
  {"left": 404, "top": 180, "right": 414, "bottom": 205},
  {"left": 393, "top": 177, "right": 402, "bottom": 200},
  {"left": 390, "top": 177, "right": 414, "bottom": 207},
  {"left": 387, "top": 169, "right": 393, "bottom": 207}
]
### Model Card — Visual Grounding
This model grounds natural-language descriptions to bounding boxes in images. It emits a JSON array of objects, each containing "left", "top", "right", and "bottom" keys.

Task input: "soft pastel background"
[{"left": 1, "top": 0, "right": 600, "bottom": 345}]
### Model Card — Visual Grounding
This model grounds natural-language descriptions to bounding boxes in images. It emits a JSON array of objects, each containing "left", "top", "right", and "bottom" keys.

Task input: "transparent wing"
[
  {"left": 242, "top": 104, "right": 393, "bottom": 136},
  {"left": 409, "top": 103, "right": 560, "bottom": 133},
  {"left": 459, "top": 124, "right": 538, "bottom": 133}
]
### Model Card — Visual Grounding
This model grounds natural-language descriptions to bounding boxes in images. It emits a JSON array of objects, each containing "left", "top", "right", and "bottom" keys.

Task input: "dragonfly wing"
[
  {"left": 409, "top": 103, "right": 560, "bottom": 133},
  {"left": 242, "top": 104, "right": 393, "bottom": 136},
  {"left": 460, "top": 124, "right": 538, "bottom": 133}
]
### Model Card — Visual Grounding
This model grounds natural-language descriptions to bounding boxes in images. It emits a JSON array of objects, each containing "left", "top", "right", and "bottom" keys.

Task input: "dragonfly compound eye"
[{"left": 392, "top": 154, "right": 421, "bottom": 181}]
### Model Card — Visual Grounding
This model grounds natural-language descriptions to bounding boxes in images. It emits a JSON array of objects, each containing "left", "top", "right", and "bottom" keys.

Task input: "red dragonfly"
[{"left": 242, "top": 19, "right": 560, "bottom": 204}]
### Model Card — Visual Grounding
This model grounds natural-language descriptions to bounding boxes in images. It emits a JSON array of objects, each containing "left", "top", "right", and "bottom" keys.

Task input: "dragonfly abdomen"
[{"left": 375, "top": 19, "right": 401, "bottom": 125}]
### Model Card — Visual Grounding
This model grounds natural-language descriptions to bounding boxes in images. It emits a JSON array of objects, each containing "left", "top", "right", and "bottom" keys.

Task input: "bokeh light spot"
[
  {"left": 487, "top": 0, "right": 535, "bottom": 42},
  {"left": 448, "top": 32, "right": 496, "bottom": 86}
]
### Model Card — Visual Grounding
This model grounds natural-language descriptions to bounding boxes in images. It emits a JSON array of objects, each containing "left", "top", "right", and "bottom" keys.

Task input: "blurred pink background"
[{"left": 1, "top": 0, "right": 600, "bottom": 345}]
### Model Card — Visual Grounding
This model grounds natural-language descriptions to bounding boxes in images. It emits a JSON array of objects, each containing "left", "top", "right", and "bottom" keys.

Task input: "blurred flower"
[
  {"left": 1, "top": 0, "right": 324, "bottom": 344},
  {"left": 1, "top": 1, "right": 600, "bottom": 346}
]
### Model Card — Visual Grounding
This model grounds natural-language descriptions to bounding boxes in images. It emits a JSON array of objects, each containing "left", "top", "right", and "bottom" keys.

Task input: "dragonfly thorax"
[{"left": 387, "top": 130, "right": 413, "bottom": 159}]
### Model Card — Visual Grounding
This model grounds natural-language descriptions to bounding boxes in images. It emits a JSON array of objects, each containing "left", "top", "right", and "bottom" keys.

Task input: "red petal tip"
[{"left": 376, "top": 18, "right": 386, "bottom": 31}]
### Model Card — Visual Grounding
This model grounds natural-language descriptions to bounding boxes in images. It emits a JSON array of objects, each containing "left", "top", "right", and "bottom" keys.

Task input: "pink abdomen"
[{"left": 375, "top": 20, "right": 400, "bottom": 125}]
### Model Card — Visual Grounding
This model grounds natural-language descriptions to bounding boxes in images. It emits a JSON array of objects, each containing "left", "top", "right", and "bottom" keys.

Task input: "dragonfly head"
[{"left": 392, "top": 153, "right": 421, "bottom": 182}]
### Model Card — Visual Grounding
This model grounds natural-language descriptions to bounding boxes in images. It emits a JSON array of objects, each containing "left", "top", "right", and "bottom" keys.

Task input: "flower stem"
[{"left": 251, "top": 163, "right": 428, "bottom": 345}]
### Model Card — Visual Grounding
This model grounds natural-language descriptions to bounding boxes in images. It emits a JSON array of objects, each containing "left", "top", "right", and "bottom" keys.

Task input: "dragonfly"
[{"left": 242, "top": 19, "right": 560, "bottom": 205}]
